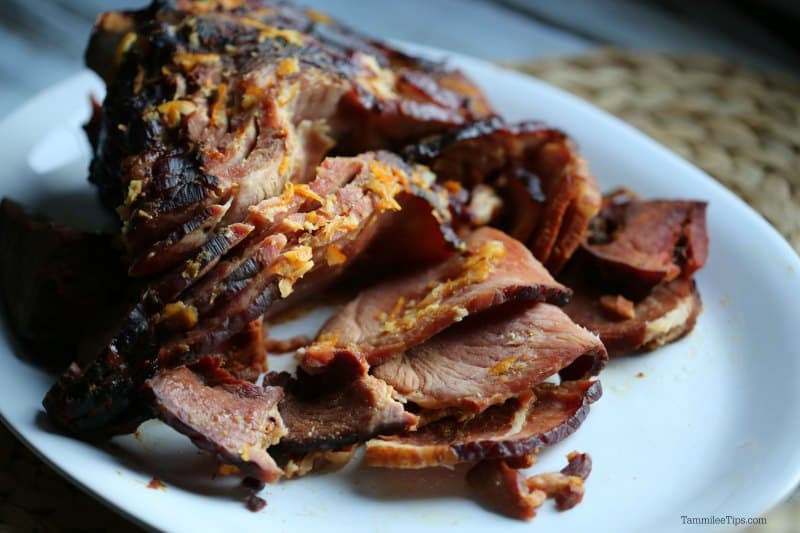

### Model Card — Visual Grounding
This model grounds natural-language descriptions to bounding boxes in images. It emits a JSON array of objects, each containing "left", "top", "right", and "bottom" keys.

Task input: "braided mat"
[
  {"left": 1, "top": 50, "right": 799, "bottom": 531},
  {"left": 511, "top": 49, "right": 800, "bottom": 253}
]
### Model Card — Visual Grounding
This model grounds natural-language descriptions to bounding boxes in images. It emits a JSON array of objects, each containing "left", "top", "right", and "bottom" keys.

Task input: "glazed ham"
[
  {"left": 0, "top": 0, "right": 716, "bottom": 523},
  {"left": 301, "top": 227, "right": 570, "bottom": 371},
  {"left": 561, "top": 190, "right": 709, "bottom": 355},
  {"left": 373, "top": 302, "right": 606, "bottom": 418},
  {"left": 156, "top": 152, "right": 449, "bottom": 363},
  {"left": 405, "top": 118, "right": 601, "bottom": 273},
  {"left": 44, "top": 152, "right": 455, "bottom": 437},
  {"left": 44, "top": 0, "right": 492, "bottom": 437},
  {"left": 582, "top": 189, "right": 708, "bottom": 297},
  {"left": 85, "top": 0, "right": 491, "bottom": 264}
]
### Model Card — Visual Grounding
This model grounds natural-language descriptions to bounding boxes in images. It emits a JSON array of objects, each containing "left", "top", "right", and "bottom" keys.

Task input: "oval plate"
[{"left": 0, "top": 45, "right": 799, "bottom": 533}]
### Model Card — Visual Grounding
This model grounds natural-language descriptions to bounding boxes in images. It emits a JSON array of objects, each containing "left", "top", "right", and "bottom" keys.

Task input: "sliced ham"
[
  {"left": 563, "top": 276, "right": 702, "bottom": 356},
  {"left": 301, "top": 227, "right": 570, "bottom": 371},
  {"left": 467, "top": 452, "right": 592, "bottom": 520},
  {"left": 146, "top": 361, "right": 286, "bottom": 483},
  {"left": 404, "top": 118, "right": 601, "bottom": 273},
  {"left": 354, "top": 182, "right": 462, "bottom": 270},
  {"left": 47, "top": 0, "right": 488, "bottom": 438},
  {"left": 365, "top": 380, "right": 601, "bottom": 469},
  {"left": 582, "top": 189, "right": 708, "bottom": 297},
  {"left": 128, "top": 201, "right": 231, "bottom": 277},
  {"left": 6, "top": 0, "right": 718, "bottom": 521},
  {"left": 559, "top": 189, "right": 708, "bottom": 355},
  {"left": 86, "top": 1, "right": 491, "bottom": 260},
  {"left": 161, "top": 152, "right": 450, "bottom": 362},
  {"left": 45, "top": 151, "right": 457, "bottom": 437},
  {"left": 269, "top": 369, "right": 417, "bottom": 456},
  {"left": 372, "top": 302, "right": 606, "bottom": 418}
]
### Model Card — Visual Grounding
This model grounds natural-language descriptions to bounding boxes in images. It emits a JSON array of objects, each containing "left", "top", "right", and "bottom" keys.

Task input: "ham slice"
[
  {"left": 467, "top": 452, "right": 592, "bottom": 520},
  {"left": 269, "top": 369, "right": 418, "bottom": 456},
  {"left": 582, "top": 189, "right": 708, "bottom": 297},
  {"left": 159, "top": 152, "right": 453, "bottom": 363},
  {"left": 45, "top": 151, "right": 457, "bottom": 437},
  {"left": 563, "top": 276, "right": 702, "bottom": 356},
  {"left": 559, "top": 189, "right": 708, "bottom": 355},
  {"left": 404, "top": 118, "right": 601, "bottom": 273},
  {"left": 301, "top": 227, "right": 570, "bottom": 371},
  {"left": 146, "top": 361, "right": 286, "bottom": 483},
  {"left": 365, "top": 380, "right": 601, "bottom": 469},
  {"left": 373, "top": 302, "right": 606, "bottom": 418}
]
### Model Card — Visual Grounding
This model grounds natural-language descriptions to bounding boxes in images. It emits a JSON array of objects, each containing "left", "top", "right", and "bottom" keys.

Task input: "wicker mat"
[
  {"left": 511, "top": 49, "right": 800, "bottom": 252},
  {"left": 1, "top": 50, "right": 799, "bottom": 532}
]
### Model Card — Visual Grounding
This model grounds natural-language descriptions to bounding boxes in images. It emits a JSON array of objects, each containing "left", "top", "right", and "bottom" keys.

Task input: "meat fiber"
[
  {"left": 373, "top": 301, "right": 606, "bottom": 418},
  {"left": 404, "top": 118, "right": 601, "bottom": 273},
  {"left": 301, "top": 227, "right": 571, "bottom": 372},
  {"left": 365, "top": 380, "right": 601, "bottom": 469}
]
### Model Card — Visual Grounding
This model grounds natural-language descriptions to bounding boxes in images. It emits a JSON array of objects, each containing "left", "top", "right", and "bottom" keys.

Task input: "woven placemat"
[
  {"left": 510, "top": 48, "right": 800, "bottom": 253},
  {"left": 1, "top": 50, "right": 799, "bottom": 531}
]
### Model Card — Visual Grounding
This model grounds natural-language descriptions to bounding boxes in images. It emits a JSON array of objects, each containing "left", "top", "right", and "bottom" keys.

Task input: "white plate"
[{"left": 1, "top": 45, "right": 799, "bottom": 533}]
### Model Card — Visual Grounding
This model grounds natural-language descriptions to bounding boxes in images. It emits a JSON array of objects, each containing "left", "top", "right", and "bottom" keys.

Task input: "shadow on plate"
[
  {"left": 104, "top": 422, "right": 252, "bottom": 500},
  {"left": 24, "top": 182, "right": 115, "bottom": 233},
  {"left": 342, "top": 458, "right": 473, "bottom": 502},
  {"left": 33, "top": 412, "right": 249, "bottom": 500}
]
